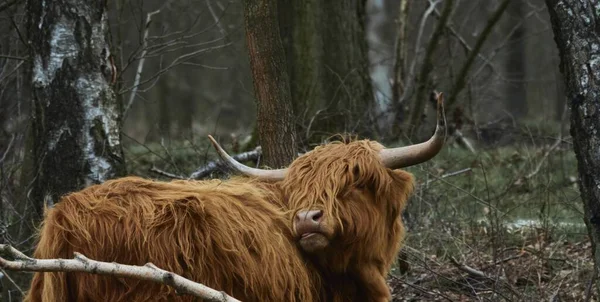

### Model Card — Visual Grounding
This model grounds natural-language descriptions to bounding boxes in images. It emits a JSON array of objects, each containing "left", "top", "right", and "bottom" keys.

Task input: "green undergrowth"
[
  {"left": 393, "top": 142, "right": 590, "bottom": 301},
  {"left": 402, "top": 141, "right": 585, "bottom": 256}
]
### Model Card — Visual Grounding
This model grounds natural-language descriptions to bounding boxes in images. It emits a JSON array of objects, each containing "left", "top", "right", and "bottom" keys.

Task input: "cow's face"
[{"left": 282, "top": 141, "right": 415, "bottom": 263}]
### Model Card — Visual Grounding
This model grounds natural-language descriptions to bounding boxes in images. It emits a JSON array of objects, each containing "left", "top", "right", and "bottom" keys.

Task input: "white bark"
[{"left": 0, "top": 244, "right": 241, "bottom": 302}]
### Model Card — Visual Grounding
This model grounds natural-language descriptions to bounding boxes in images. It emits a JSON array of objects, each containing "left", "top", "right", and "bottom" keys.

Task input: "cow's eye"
[{"left": 352, "top": 166, "right": 360, "bottom": 179}]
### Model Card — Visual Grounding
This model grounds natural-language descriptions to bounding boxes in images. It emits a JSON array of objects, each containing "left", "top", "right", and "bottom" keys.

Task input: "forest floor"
[
  {"left": 388, "top": 120, "right": 593, "bottom": 301},
  {"left": 389, "top": 227, "right": 594, "bottom": 301}
]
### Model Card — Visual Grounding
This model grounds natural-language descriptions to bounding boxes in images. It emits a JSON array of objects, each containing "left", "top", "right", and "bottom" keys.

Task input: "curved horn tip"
[
  {"left": 207, "top": 134, "right": 220, "bottom": 150},
  {"left": 207, "top": 134, "right": 217, "bottom": 144}
]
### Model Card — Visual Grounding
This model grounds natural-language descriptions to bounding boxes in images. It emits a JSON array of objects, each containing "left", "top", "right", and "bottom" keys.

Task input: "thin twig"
[
  {"left": 0, "top": 244, "right": 241, "bottom": 302},
  {"left": 391, "top": 0, "right": 410, "bottom": 105},
  {"left": 405, "top": 0, "right": 454, "bottom": 137},
  {"left": 449, "top": 256, "right": 488, "bottom": 279},
  {"left": 0, "top": 134, "right": 15, "bottom": 164},
  {"left": 584, "top": 265, "right": 597, "bottom": 302},
  {"left": 525, "top": 135, "right": 563, "bottom": 179},
  {"left": 446, "top": 0, "right": 510, "bottom": 109},
  {"left": 423, "top": 167, "right": 472, "bottom": 186},
  {"left": 0, "top": 0, "right": 21, "bottom": 14},
  {"left": 149, "top": 166, "right": 185, "bottom": 179},
  {"left": 0, "top": 268, "right": 23, "bottom": 295},
  {"left": 0, "top": 55, "right": 28, "bottom": 61},
  {"left": 389, "top": 274, "right": 454, "bottom": 302},
  {"left": 400, "top": 0, "right": 441, "bottom": 105},
  {"left": 124, "top": 8, "right": 163, "bottom": 117}
]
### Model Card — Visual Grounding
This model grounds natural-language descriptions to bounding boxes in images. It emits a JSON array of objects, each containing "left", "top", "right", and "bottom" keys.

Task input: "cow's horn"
[
  {"left": 380, "top": 91, "right": 447, "bottom": 169},
  {"left": 207, "top": 135, "right": 287, "bottom": 181}
]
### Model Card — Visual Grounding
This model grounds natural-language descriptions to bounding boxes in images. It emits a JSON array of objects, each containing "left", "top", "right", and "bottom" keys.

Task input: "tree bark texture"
[
  {"left": 278, "top": 0, "right": 324, "bottom": 140},
  {"left": 320, "top": 1, "right": 374, "bottom": 137},
  {"left": 278, "top": 0, "right": 374, "bottom": 143},
  {"left": 26, "top": 0, "right": 125, "bottom": 218},
  {"left": 243, "top": 0, "right": 297, "bottom": 168},
  {"left": 545, "top": 0, "right": 600, "bottom": 296}
]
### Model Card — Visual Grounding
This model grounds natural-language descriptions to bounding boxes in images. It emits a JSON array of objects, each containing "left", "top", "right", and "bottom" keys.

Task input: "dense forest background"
[{"left": 0, "top": 0, "right": 595, "bottom": 301}]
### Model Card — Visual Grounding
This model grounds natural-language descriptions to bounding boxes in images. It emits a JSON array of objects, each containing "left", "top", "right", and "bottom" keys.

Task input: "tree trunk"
[
  {"left": 320, "top": 1, "right": 374, "bottom": 136},
  {"left": 24, "top": 0, "right": 125, "bottom": 229},
  {"left": 505, "top": 0, "right": 527, "bottom": 118},
  {"left": 391, "top": 0, "right": 410, "bottom": 120},
  {"left": 545, "top": 0, "right": 600, "bottom": 296},
  {"left": 278, "top": 0, "right": 374, "bottom": 143},
  {"left": 278, "top": 0, "right": 324, "bottom": 144},
  {"left": 243, "top": 0, "right": 297, "bottom": 168}
]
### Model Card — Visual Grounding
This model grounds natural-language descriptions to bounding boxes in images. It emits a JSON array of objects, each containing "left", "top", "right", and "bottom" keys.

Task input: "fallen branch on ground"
[
  {"left": 189, "top": 146, "right": 262, "bottom": 179},
  {"left": 0, "top": 244, "right": 241, "bottom": 302},
  {"left": 452, "top": 129, "right": 476, "bottom": 154},
  {"left": 449, "top": 256, "right": 521, "bottom": 298},
  {"left": 150, "top": 166, "right": 186, "bottom": 179},
  {"left": 449, "top": 257, "right": 488, "bottom": 279},
  {"left": 525, "top": 135, "right": 564, "bottom": 179},
  {"left": 423, "top": 168, "right": 472, "bottom": 186}
]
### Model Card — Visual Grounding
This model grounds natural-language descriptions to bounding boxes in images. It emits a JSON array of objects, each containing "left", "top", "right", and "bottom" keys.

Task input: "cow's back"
[{"left": 24, "top": 176, "right": 318, "bottom": 302}]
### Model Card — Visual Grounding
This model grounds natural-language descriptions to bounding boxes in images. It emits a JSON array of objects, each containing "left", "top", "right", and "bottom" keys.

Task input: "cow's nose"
[{"left": 295, "top": 210, "right": 323, "bottom": 224}]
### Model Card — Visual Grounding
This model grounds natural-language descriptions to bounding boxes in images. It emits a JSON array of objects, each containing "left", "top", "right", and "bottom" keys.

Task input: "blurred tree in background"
[{"left": 278, "top": 0, "right": 374, "bottom": 145}]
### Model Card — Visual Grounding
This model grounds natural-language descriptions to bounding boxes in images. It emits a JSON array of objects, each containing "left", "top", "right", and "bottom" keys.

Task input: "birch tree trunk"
[
  {"left": 243, "top": 0, "right": 298, "bottom": 168},
  {"left": 545, "top": 0, "right": 600, "bottom": 296},
  {"left": 24, "top": 0, "right": 125, "bottom": 229}
]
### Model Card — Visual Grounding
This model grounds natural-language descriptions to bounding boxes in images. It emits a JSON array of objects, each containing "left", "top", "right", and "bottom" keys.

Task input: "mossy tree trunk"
[
  {"left": 545, "top": 0, "right": 600, "bottom": 296},
  {"left": 278, "top": 0, "right": 374, "bottom": 143},
  {"left": 243, "top": 0, "right": 297, "bottom": 168},
  {"left": 22, "top": 0, "right": 125, "bottom": 241}
]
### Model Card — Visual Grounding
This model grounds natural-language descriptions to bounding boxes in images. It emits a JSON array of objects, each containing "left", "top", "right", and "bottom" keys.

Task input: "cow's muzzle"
[{"left": 294, "top": 210, "right": 329, "bottom": 252}]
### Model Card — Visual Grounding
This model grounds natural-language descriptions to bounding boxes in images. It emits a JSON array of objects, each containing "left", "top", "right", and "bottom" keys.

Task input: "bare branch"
[
  {"left": 146, "top": 146, "right": 263, "bottom": 180},
  {"left": 0, "top": 268, "right": 24, "bottom": 296},
  {"left": 446, "top": 0, "right": 510, "bottom": 109},
  {"left": 0, "top": 0, "right": 21, "bottom": 14},
  {"left": 0, "top": 134, "right": 15, "bottom": 164},
  {"left": 423, "top": 168, "right": 472, "bottom": 186},
  {"left": 119, "top": 42, "right": 232, "bottom": 95},
  {"left": 124, "top": 8, "right": 163, "bottom": 116},
  {"left": 525, "top": 134, "right": 563, "bottom": 179},
  {"left": 391, "top": 0, "right": 410, "bottom": 105},
  {"left": 400, "top": 0, "right": 441, "bottom": 104},
  {"left": 0, "top": 244, "right": 241, "bottom": 302},
  {"left": 0, "top": 55, "right": 28, "bottom": 61},
  {"left": 405, "top": 0, "right": 454, "bottom": 137},
  {"left": 149, "top": 166, "right": 186, "bottom": 179},
  {"left": 449, "top": 256, "right": 488, "bottom": 279}
]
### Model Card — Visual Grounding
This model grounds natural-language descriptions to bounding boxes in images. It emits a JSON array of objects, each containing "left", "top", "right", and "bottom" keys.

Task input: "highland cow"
[{"left": 24, "top": 95, "right": 446, "bottom": 302}]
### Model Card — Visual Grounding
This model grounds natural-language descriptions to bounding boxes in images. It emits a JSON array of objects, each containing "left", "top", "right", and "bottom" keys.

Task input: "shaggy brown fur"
[
  {"left": 24, "top": 177, "right": 319, "bottom": 302},
  {"left": 25, "top": 139, "right": 416, "bottom": 302},
  {"left": 283, "top": 140, "right": 414, "bottom": 301}
]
